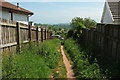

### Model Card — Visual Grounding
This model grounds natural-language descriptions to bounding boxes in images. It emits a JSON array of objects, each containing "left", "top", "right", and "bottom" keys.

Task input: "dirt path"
[{"left": 61, "top": 46, "right": 75, "bottom": 78}]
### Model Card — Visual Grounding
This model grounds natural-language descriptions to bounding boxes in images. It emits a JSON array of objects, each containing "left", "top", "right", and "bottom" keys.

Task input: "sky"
[
  {"left": 9, "top": 1, "right": 105, "bottom": 24},
  {"left": 6, "top": 0, "right": 105, "bottom": 2}
]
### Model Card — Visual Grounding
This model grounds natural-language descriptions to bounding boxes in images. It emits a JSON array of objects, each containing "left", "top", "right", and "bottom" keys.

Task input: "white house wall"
[
  {"left": 2, "top": 10, "right": 11, "bottom": 20},
  {"left": 13, "top": 12, "right": 28, "bottom": 21},
  {"left": 101, "top": 2, "right": 113, "bottom": 24},
  {"left": 1, "top": 10, "right": 28, "bottom": 22}
]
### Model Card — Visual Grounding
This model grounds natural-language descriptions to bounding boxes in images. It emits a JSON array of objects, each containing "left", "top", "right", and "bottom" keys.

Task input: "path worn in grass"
[{"left": 61, "top": 46, "right": 75, "bottom": 78}]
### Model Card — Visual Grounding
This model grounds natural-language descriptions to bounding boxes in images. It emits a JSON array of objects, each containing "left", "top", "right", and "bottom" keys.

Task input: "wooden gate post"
[{"left": 16, "top": 22, "right": 21, "bottom": 53}]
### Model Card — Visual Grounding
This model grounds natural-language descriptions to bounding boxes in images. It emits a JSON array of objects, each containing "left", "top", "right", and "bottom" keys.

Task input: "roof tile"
[{"left": 0, "top": 0, "right": 33, "bottom": 15}]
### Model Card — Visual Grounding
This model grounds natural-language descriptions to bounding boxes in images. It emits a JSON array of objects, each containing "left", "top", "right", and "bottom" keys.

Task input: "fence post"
[
  {"left": 47, "top": 30, "right": 49, "bottom": 40},
  {"left": 41, "top": 28, "right": 43, "bottom": 42},
  {"left": 50, "top": 31, "right": 52, "bottom": 39},
  {"left": 16, "top": 22, "right": 21, "bottom": 53},
  {"left": 36, "top": 27, "right": 39, "bottom": 42},
  {"left": 28, "top": 22, "right": 32, "bottom": 41},
  {"left": 46, "top": 29, "right": 48, "bottom": 40},
  {"left": 44, "top": 28, "right": 47, "bottom": 40}
]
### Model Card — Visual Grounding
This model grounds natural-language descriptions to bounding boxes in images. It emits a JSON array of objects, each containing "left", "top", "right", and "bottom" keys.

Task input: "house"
[
  {"left": 101, "top": 0, "right": 120, "bottom": 24},
  {"left": 0, "top": 0, "right": 33, "bottom": 24}
]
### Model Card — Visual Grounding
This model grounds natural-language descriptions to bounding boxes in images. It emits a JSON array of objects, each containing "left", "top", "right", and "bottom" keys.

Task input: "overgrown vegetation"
[
  {"left": 2, "top": 39, "right": 64, "bottom": 78},
  {"left": 66, "top": 17, "right": 120, "bottom": 79},
  {"left": 67, "top": 17, "right": 96, "bottom": 39},
  {"left": 77, "top": 38, "right": 120, "bottom": 79},
  {"left": 70, "top": 17, "right": 96, "bottom": 29},
  {"left": 64, "top": 38, "right": 106, "bottom": 79}
]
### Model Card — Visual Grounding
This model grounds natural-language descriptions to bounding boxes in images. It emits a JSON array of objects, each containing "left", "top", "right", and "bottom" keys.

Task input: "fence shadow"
[{"left": 77, "top": 23, "right": 120, "bottom": 78}]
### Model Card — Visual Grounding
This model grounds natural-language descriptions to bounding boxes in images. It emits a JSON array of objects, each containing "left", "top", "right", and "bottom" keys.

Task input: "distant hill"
[{"left": 51, "top": 23, "right": 72, "bottom": 29}]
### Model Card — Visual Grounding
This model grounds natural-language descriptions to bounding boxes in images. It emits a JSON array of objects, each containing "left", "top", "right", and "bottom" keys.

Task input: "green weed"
[
  {"left": 2, "top": 39, "right": 61, "bottom": 78},
  {"left": 64, "top": 38, "right": 106, "bottom": 79}
]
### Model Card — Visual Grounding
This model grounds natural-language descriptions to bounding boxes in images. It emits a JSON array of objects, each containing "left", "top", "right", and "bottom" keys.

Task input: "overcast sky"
[{"left": 6, "top": 0, "right": 105, "bottom": 24}]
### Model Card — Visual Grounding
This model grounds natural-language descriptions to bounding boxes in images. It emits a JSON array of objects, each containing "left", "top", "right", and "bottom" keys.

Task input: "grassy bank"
[
  {"left": 2, "top": 39, "right": 63, "bottom": 78},
  {"left": 64, "top": 38, "right": 106, "bottom": 79}
]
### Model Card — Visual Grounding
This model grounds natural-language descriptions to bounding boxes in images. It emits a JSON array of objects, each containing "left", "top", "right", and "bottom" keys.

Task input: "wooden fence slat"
[
  {"left": 82, "top": 23, "right": 120, "bottom": 63},
  {"left": 36, "top": 27, "right": 39, "bottom": 41},
  {"left": 41, "top": 28, "right": 43, "bottom": 42},
  {"left": 16, "top": 22, "right": 21, "bottom": 53},
  {"left": 1, "top": 18, "right": 51, "bottom": 53},
  {"left": 28, "top": 22, "right": 32, "bottom": 41},
  {"left": 44, "top": 29, "right": 47, "bottom": 40}
]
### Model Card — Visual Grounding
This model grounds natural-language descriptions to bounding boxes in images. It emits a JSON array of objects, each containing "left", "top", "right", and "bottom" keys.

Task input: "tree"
[
  {"left": 70, "top": 17, "right": 96, "bottom": 29},
  {"left": 69, "top": 17, "right": 85, "bottom": 39},
  {"left": 68, "top": 17, "right": 96, "bottom": 40},
  {"left": 70, "top": 17, "right": 83, "bottom": 29},
  {"left": 83, "top": 17, "right": 96, "bottom": 28}
]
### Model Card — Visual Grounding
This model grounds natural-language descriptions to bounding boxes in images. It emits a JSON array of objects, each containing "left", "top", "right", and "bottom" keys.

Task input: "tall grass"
[
  {"left": 64, "top": 38, "right": 106, "bottom": 79},
  {"left": 2, "top": 39, "right": 61, "bottom": 78},
  {"left": 40, "top": 39, "right": 61, "bottom": 69}
]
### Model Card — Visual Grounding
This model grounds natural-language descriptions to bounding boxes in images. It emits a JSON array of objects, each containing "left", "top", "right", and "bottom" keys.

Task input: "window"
[{"left": 9, "top": 11, "right": 13, "bottom": 20}]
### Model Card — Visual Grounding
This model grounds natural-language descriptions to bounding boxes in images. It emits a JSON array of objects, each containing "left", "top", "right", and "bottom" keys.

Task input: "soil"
[{"left": 61, "top": 46, "right": 76, "bottom": 78}]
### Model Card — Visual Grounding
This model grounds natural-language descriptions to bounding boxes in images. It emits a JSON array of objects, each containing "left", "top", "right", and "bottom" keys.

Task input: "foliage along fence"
[
  {"left": 0, "top": 18, "right": 52, "bottom": 53},
  {"left": 82, "top": 23, "right": 120, "bottom": 63}
]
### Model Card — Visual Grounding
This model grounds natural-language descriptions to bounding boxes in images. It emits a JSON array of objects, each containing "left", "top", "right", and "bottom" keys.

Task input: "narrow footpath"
[{"left": 61, "top": 45, "right": 75, "bottom": 78}]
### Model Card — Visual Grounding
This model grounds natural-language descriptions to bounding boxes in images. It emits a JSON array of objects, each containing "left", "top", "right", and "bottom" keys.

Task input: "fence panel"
[
  {"left": 20, "top": 28, "right": 29, "bottom": 42},
  {"left": 1, "top": 18, "right": 52, "bottom": 53},
  {"left": 1, "top": 25, "right": 16, "bottom": 45},
  {"left": 82, "top": 23, "right": 120, "bottom": 62}
]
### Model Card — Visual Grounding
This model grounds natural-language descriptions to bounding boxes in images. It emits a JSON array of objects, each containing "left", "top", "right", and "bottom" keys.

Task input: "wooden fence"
[
  {"left": 82, "top": 23, "right": 120, "bottom": 63},
  {"left": 0, "top": 18, "right": 52, "bottom": 53}
]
